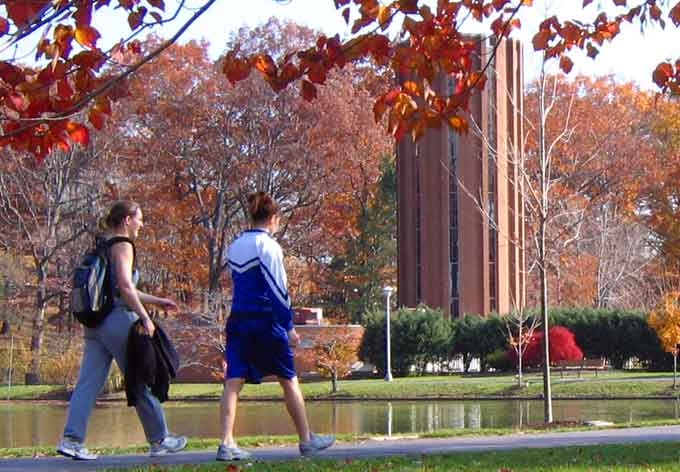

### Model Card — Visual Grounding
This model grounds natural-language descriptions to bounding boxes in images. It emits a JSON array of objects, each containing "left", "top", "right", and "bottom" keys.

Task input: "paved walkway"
[{"left": 2, "top": 425, "right": 680, "bottom": 471}]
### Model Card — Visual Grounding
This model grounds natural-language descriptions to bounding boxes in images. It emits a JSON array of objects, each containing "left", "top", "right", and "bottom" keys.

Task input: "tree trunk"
[
  {"left": 674, "top": 351, "right": 677, "bottom": 390},
  {"left": 539, "top": 236, "right": 553, "bottom": 423},
  {"left": 518, "top": 348, "right": 523, "bottom": 388},
  {"left": 538, "top": 60, "right": 553, "bottom": 424},
  {"left": 517, "top": 320, "right": 523, "bottom": 387},
  {"left": 26, "top": 267, "right": 47, "bottom": 385},
  {"left": 331, "top": 371, "right": 338, "bottom": 393}
]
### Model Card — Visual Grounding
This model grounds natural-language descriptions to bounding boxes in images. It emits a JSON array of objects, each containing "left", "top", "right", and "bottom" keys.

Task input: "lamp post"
[{"left": 383, "top": 286, "right": 394, "bottom": 382}]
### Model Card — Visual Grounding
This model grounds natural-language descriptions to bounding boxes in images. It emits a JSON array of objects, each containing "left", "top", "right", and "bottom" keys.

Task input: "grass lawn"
[
  {"left": 3, "top": 371, "right": 680, "bottom": 401},
  {"left": 104, "top": 441, "right": 680, "bottom": 471},
  {"left": 167, "top": 372, "right": 680, "bottom": 400},
  {"left": 0, "top": 384, "right": 67, "bottom": 400}
]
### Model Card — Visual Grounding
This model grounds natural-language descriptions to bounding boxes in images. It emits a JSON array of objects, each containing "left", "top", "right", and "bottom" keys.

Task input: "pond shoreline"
[{"left": 4, "top": 393, "right": 680, "bottom": 403}]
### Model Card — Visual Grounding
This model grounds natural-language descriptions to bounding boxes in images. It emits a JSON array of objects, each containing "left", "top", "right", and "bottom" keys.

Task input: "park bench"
[{"left": 554, "top": 357, "right": 608, "bottom": 378}]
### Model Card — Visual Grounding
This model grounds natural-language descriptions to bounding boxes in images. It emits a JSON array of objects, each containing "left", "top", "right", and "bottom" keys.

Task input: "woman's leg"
[
  {"left": 62, "top": 337, "right": 113, "bottom": 443},
  {"left": 278, "top": 376, "right": 311, "bottom": 443},
  {"left": 220, "top": 378, "right": 245, "bottom": 446},
  {"left": 100, "top": 311, "right": 169, "bottom": 443}
]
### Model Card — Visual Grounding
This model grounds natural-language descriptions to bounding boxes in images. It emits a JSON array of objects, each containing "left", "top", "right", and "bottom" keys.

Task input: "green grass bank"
[{"left": 4, "top": 371, "right": 680, "bottom": 401}]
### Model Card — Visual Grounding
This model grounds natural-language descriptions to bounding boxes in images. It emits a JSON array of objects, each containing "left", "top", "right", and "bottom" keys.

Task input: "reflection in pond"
[{"left": 1, "top": 398, "right": 679, "bottom": 448}]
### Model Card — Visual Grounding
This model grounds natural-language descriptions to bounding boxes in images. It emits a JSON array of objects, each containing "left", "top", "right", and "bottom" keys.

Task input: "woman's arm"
[
  {"left": 137, "top": 290, "right": 178, "bottom": 310},
  {"left": 110, "top": 242, "right": 155, "bottom": 336}
]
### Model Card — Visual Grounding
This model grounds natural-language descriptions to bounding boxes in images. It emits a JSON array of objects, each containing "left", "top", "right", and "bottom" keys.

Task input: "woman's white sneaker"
[
  {"left": 149, "top": 434, "right": 188, "bottom": 457},
  {"left": 299, "top": 433, "right": 335, "bottom": 457},
  {"left": 216, "top": 443, "right": 252, "bottom": 461},
  {"left": 56, "top": 438, "right": 98, "bottom": 460}
]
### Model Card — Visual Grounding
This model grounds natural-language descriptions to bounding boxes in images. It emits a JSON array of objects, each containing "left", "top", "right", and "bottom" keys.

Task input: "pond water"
[{"left": 1, "top": 398, "right": 679, "bottom": 449}]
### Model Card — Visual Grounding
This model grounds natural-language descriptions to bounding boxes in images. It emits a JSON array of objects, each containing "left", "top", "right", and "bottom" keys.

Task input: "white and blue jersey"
[{"left": 226, "top": 229, "right": 294, "bottom": 331}]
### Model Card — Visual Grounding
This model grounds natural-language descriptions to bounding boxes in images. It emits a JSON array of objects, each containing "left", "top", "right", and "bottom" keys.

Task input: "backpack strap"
[
  {"left": 104, "top": 237, "right": 137, "bottom": 301},
  {"left": 106, "top": 236, "right": 136, "bottom": 267}
]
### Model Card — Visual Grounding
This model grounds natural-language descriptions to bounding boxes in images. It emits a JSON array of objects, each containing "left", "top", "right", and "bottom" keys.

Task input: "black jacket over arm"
[{"left": 125, "top": 319, "right": 180, "bottom": 407}]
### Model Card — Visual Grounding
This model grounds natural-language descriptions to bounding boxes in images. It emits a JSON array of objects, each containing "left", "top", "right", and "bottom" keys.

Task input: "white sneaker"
[
  {"left": 56, "top": 438, "right": 98, "bottom": 460},
  {"left": 149, "top": 434, "right": 188, "bottom": 457},
  {"left": 299, "top": 433, "right": 335, "bottom": 457},
  {"left": 216, "top": 443, "right": 252, "bottom": 461}
]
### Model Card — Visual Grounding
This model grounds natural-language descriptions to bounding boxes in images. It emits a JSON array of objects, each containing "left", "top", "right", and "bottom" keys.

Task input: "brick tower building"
[{"left": 397, "top": 37, "right": 525, "bottom": 317}]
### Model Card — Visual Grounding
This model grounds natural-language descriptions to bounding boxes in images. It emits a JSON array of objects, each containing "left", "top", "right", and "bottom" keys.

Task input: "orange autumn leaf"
[
  {"left": 66, "top": 122, "right": 89, "bottom": 146},
  {"left": 74, "top": 25, "right": 100, "bottom": 49}
]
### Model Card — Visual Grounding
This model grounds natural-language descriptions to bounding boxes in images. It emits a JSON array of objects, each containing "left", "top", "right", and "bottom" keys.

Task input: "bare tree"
[
  {"left": 505, "top": 306, "right": 541, "bottom": 387},
  {"left": 0, "top": 146, "right": 104, "bottom": 383}
]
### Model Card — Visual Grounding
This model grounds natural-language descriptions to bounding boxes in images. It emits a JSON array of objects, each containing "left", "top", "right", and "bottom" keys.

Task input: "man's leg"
[
  {"left": 278, "top": 376, "right": 311, "bottom": 442},
  {"left": 220, "top": 377, "right": 245, "bottom": 446}
]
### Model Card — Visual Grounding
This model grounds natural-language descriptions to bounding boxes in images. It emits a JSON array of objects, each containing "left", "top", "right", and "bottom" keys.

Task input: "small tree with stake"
[
  {"left": 310, "top": 328, "right": 362, "bottom": 393},
  {"left": 505, "top": 308, "right": 541, "bottom": 388},
  {"left": 648, "top": 291, "right": 680, "bottom": 389}
]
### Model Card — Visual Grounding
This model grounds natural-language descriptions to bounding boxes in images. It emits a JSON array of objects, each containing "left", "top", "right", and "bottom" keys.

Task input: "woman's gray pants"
[{"left": 62, "top": 308, "right": 169, "bottom": 444}]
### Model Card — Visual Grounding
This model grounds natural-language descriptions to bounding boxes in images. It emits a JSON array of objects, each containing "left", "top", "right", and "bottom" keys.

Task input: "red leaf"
[
  {"left": 72, "top": 50, "right": 107, "bottom": 70},
  {"left": 373, "top": 98, "right": 388, "bottom": 122},
  {"left": 7, "top": 92, "right": 27, "bottom": 111},
  {"left": 222, "top": 57, "right": 252, "bottom": 84},
  {"left": 653, "top": 62, "right": 674, "bottom": 89},
  {"left": 398, "top": 0, "right": 419, "bottom": 14},
  {"left": 468, "top": 71, "right": 487, "bottom": 91},
  {"left": 253, "top": 55, "right": 276, "bottom": 76},
  {"left": 55, "top": 138, "right": 70, "bottom": 153},
  {"left": 0, "top": 62, "right": 25, "bottom": 86},
  {"left": 93, "top": 96, "right": 112, "bottom": 115},
  {"left": 559, "top": 55, "right": 574, "bottom": 74},
  {"left": 75, "top": 69, "right": 95, "bottom": 92},
  {"left": 128, "top": 8, "right": 147, "bottom": 29},
  {"left": 88, "top": 110, "right": 105, "bottom": 130},
  {"left": 66, "top": 122, "right": 89, "bottom": 146},
  {"left": 491, "top": 17, "right": 504, "bottom": 37},
  {"left": 670, "top": 2, "right": 680, "bottom": 26},
  {"left": 148, "top": 0, "right": 165, "bottom": 10},
  {"left": 308, "top": 64, "right": 327, "bottom": 84},
  {"left": 74, "top": 2, "right": 92, "bottom": 26},
  {"left": 0, "top": 18, "right": 9, "bottom": 36},
  {"left": 301, "top": 79, "right": 317, "bottom": 101},
  {"left": 6, "top": 1, "right": 49, "bottom": 27},
  {"left": 56, "top": 79, "right": 73, "bottom": 100},
  {"left": 447, "top": 115, "right": 469, "bottom": 133},
  {"left": 393, "top": 121, "right": 409, "bottom": 141},
  {"left": 532, "top": 28, "right": 551, "bottom": 51}
]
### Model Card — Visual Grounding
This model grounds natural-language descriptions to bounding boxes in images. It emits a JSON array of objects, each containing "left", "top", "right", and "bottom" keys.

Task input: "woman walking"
[
  {"left": 57, "top": 201, "right": 187, "bottom": 460},
  {"left": 217, "top": 191, "right": 335, "bottom": 461}
]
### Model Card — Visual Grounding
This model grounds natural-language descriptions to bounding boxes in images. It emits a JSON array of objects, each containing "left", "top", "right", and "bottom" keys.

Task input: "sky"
[{"left": 147, "top": 0, "right": 680, "bottom": 90}]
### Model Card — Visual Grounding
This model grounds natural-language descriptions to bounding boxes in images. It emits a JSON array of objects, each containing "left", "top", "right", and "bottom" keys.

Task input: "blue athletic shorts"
[{"left": 224, "top": 313, "right": 296, "bottom": 383}]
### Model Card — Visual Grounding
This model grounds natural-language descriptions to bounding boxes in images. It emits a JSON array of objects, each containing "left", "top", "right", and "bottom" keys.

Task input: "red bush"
[{"left": 510, "top": 326, "right": 583, "bottom": 367}]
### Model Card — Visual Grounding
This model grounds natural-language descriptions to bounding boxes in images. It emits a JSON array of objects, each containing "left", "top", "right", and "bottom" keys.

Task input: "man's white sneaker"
[
  {"left": 299, "top": 433, "right": 335, "bottom": 457},
  {"left": 216, "top": 443, "right": 252, "bottom": 461},
  {"left": 56, "top": 438, "right": 98, "bottom": 461},
  {"left": 149, "top": 434, "right": 188, "bottom": 457}
]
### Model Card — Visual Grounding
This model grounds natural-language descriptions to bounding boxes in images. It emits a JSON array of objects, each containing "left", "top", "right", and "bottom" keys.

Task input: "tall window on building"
[
  {"left": 415, "top": 143, "right": 422, "bottom": 303},
  {"left": 448, "top": 130, "right": 460, "bottom": 316},
  {"left": 487, "top": 56, "right": 498, "bottom": 313}
]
